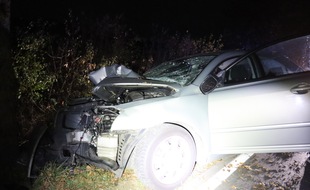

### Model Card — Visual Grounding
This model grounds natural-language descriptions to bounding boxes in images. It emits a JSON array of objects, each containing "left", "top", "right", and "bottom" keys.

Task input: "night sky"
[{"left": 12, "top": 0, "right": 310, "bottom": 48}]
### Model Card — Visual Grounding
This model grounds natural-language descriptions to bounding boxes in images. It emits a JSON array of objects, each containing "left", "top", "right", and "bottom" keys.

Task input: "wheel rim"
[{"left": 151, "top": 135, "right": 193, "bottom": 184}]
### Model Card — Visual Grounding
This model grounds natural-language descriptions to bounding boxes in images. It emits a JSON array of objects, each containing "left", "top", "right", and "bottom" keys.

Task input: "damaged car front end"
[
  {"left": 50, "top": 77, "right": 179, "bottom": 174},
  {"left": 29, "top": 76, "right": 179, "bottom": 174},
  {"left": 25, "top": 52, "right": 244, "bottom": 190}
]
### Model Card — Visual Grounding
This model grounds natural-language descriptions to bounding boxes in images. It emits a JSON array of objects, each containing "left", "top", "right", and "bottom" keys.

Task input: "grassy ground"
[{"left": 31, "top": 164, "right": 149, "bottom": 190}]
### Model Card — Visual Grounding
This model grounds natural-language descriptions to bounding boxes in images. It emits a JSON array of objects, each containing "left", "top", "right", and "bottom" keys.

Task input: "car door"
[{"left": 207, "top": 34, "right": 310, "bottom": 154}]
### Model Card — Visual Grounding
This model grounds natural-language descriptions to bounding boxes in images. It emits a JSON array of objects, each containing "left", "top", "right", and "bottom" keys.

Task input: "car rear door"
[{"left": 207, "top": 34, "right": 310, "bottom": 154}]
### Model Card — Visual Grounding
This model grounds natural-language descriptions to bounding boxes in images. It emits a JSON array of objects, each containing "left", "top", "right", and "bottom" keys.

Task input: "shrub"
[{"left": 13, "top": 18, "right": 95, "bottom": 138}]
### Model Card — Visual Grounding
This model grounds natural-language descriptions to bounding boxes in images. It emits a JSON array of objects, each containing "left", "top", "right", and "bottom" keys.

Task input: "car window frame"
[{"left": 214, "top": 34, "right": 310, "bottom": 88}]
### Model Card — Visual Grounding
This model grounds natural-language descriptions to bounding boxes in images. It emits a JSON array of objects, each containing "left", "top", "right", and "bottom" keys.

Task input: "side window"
[
  {"left": 255, "top": 35, "right": 310, "bottom": 77},
  {"left": 224, "top": 58, "right": 256, "bottom": 84},
  {"left": 260, "top": 58, "right": 289, "bottom": 77},
  {"left": 219, "top": 34, "right": 310, "bottom": 85}
]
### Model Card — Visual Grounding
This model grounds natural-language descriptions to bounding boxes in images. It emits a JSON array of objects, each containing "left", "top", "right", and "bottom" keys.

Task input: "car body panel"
[
  {"left": 208, "top": 72, "right": 310, "bottom": 153},
  {"left": 111, "top": 89, "right": 211, "bottom": 161},
  {"left": 206, "top": 34, "right": 310, "bottom": 154}
]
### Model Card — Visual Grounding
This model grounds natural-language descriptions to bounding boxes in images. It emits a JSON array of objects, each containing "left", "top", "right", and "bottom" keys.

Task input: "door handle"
[{"left": 290, "top": 83, "right": 310, "bottom": 94}]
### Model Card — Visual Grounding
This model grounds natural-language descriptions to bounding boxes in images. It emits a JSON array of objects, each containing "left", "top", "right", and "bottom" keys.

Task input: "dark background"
[
  {"left": 1, "top": 0, "right": 309, "bottom": 188},
  {"left": 11, "top": 0, "right": 310, "bottom": 49}
]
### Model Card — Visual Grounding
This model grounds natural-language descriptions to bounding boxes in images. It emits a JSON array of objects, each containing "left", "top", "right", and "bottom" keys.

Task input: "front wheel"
[{"left": 133, "top": 124, "right": 197, "bottom": 190}]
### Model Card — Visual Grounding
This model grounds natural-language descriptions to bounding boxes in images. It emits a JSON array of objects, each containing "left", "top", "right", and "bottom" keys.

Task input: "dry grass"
[{"left": 32, "top": 164, "right": 149, "bottom": 190}]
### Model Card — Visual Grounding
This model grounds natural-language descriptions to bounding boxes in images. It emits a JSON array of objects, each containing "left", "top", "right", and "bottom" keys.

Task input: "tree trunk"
[{"left": 0, "top": 0, "right": 19, "bottom": 186}]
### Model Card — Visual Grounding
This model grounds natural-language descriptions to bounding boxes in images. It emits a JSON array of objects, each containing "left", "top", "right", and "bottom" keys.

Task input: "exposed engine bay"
[
  {"left": 93, "top": 84, "right": 175, "bottom": 104},
  {"left": 56, "top": 83, "right": 176, "bottom": 173},
  {"left": 29, "top": 64, "right": 178, "bottom": 178}
]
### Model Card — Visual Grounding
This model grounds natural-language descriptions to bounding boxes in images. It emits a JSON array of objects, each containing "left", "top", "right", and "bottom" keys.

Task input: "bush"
[{"left": 13, "top": 17, "right": 95, "bottom": 138}]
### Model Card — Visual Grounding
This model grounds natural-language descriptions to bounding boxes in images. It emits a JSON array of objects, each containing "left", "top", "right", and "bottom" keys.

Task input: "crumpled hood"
[
  {"left": 92, "top": 77, "right": 181, "bottom": 103},
  {"left": 89, "top": 64, "right": 140, "bottom": 85}
]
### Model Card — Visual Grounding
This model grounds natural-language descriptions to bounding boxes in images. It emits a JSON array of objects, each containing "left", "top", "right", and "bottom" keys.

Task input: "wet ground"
[
  {"left": 300, "top": 158, "right": 310, "bottom": 190},
  {"left": 178, "top": 152, "right": 310, "bottom": 190},
  {"left": 216, "top": 152, "right": 308, "bottom": 190}
]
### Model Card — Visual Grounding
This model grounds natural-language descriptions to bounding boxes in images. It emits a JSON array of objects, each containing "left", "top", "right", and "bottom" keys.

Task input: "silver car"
[{"left": 28, "top": 34, "right": 310, "bottom": 190}]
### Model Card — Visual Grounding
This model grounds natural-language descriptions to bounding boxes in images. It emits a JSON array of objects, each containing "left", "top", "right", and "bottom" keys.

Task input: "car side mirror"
[{"left": 200, "top": 75, "right": 218, "bottom": 94}]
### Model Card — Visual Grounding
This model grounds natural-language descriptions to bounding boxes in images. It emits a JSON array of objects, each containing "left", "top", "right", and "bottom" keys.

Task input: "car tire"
[
  {"left": 30, "top": 130, "right": 54, "bottom": 177},
  {"left": 132, "top": 124, "right": 197, "bottom": 190},
  {"left": 31, "top": 130, "right": 69, "bottom": 177}
]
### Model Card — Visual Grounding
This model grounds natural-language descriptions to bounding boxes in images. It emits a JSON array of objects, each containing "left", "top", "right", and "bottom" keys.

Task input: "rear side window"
[
  {"left": 224, "top": 35, "right": 310, "bottom": 85},
  {"left": 255, "top": 35, "right": 310, "bottom": 77}
]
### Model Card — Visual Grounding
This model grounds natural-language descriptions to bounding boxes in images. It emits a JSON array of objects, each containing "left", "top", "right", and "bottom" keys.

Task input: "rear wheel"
[{"left": 133, "top": 124, "right": 196, "bottom": 190}]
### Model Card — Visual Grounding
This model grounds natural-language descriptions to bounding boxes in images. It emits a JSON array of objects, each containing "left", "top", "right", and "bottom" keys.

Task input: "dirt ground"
[
  {"left": 178, "top": 152, "right": 309, "bottom": 190},
  {"left": 300, "top": 159, "right": 310, "bottom": 190}
]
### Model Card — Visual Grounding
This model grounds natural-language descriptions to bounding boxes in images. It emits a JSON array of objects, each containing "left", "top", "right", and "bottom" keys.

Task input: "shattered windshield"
[{"left": 143, "top": 55, "right": 216, "bottom": 86}]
